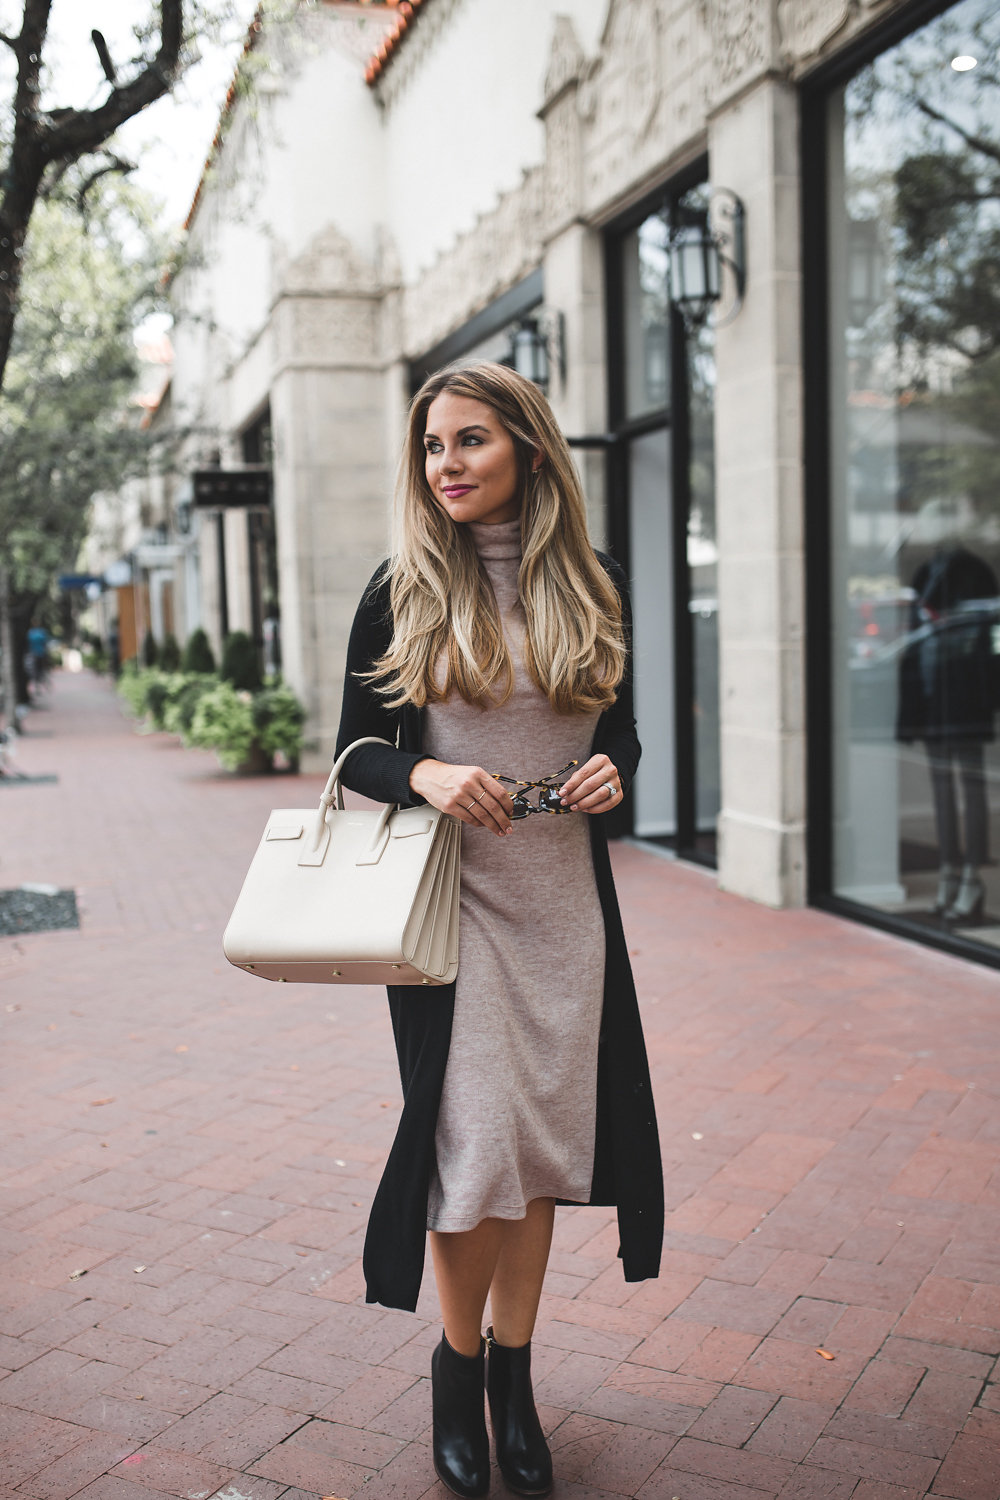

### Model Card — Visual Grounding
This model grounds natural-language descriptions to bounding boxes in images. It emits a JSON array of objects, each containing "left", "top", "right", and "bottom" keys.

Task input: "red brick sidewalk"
[{"left": 1, "top": 670, "right": 999, "bottom": 1500}]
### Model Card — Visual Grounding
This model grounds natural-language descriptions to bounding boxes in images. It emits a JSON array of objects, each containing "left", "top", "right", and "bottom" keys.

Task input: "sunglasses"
[{"left": 491, "top": 760, "right": 579, "bottom": 819}]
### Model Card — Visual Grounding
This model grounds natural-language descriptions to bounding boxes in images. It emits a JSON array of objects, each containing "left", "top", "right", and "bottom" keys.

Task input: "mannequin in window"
[{"left": 897, "top": 545, "right": 999, "bottom": 923}]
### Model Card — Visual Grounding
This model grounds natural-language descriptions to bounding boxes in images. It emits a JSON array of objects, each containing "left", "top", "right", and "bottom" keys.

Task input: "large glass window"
[{"left": 828, "top": 0, "right": 1000, "bottom": 949}]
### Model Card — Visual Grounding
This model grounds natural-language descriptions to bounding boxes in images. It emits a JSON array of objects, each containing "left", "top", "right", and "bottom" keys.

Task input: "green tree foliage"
[
  {"left": 0, "top": 1, "right": 247, "bottom": 392},
  {"left": 0, "top": 1, "right": 248, "bottom": 724},
  {"left": 0, "top": 172, "right": 164, "bottom": 696},
  {"left": 141, "top": 628, "right": 159, "bottom": 668}
]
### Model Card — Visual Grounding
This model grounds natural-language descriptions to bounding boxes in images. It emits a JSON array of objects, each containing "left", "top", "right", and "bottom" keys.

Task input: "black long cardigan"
[{"left": 335, "top": 555, "right": 664, "bottom": 1312}]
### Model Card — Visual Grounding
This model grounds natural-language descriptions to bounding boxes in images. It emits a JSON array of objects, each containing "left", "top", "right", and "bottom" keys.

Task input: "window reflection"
[
  {"left": 830, "top": 0, "right": 1000, "bottom": 946},
  {"left": 623, "top": 213, "right": 669, "bottom": 419}
]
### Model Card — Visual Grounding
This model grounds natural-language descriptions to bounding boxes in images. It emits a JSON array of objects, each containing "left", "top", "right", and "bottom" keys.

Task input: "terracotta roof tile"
[{"left": 364, "top": 0, "right": 430, "bottom": 85}]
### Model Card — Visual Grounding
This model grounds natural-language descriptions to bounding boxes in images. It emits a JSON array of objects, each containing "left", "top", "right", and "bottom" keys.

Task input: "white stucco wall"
[
  {"left": 174, "top": 9, "right": 388, "bottom": 433},
  {"left": 263, "top": 18, "right": 387, "bottom": 269},
  {"left": 381, "top": 0, "right": 607, "bottom": 281}
]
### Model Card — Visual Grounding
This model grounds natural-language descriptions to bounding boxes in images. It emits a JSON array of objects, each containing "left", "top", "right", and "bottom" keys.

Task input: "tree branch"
[
  {"left": 912, "top": 95, "right": 1000, "bottom": 169},
  {"left": 43, "top": 0, "right": 184, "bottom": 165},
  {"left": 77, "top": 154, "right": 137, "bottom": 205},
  {"left": 0, "top": 31, "right": 19, "bottom": 52}
]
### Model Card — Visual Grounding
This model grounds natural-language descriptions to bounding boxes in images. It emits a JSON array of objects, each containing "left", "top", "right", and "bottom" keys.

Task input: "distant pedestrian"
[
  {"left": 26, "top": 625, "right": 50, "bottom": 693},
  {"left": 335, "top": 361, "right": 663, "bottom": 1499}
]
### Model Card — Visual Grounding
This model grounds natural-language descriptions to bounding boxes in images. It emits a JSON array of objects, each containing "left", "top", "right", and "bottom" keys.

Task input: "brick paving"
[{"left": 1, "top": 669, "right": 999, "bottom": 1500}]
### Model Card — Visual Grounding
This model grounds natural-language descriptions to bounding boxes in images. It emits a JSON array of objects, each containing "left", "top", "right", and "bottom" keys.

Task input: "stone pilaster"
[{"left": 711, "top": 78, "right": 807, "bottom": 907}]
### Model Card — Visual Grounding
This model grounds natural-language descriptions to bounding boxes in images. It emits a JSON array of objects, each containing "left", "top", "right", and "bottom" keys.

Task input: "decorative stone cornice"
[
  {"left": 540, "top": 15, "right": 586, "bottom": 115},
  {"left": 402, "top": 168, "right": 544, "bottom": 357}
]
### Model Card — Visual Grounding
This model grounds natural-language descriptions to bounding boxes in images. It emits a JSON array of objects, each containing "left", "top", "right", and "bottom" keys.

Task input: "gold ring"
[{"left": 476, "top": 791, "right": 488, "bottom": 802}]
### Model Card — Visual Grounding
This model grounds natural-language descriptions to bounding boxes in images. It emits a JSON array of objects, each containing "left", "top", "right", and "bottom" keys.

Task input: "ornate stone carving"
[
  {"left": 542, "top": 15, "right": 586, "bottom": 110},
  {"left": 777, "top": 0, "right": 852, "bottom": 62},
  {"left": 274, "top": 223, "right": 378, "bottom": 299},
  {"left": 273, "top": 295, "right": 379, "bottom": 367},
  {"left": 543, "top": 95, "right": 581, "bottom": 237},
  {"left": 697, "top": 0, "right": 776, "bottom": 104},
  {"left": 624, "top": 0, "right": 663, "bottom": 141},
  {"left": 581, "top": 0, "right": 688, "bottom": 219}
]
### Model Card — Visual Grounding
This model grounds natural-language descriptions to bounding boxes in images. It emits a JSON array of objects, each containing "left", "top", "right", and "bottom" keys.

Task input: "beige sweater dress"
[{"left": 423, "top": 518, "right": 606, "bottom": 1232}]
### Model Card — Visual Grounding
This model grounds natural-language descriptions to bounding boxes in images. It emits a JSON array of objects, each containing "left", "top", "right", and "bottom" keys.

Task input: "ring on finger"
[
  {"left": 475, "top": 790, "right": 488, "bottom": 803},
  {"left": 602, "top": 782, "right": 617, "bottom": 800},
  {"left": 465, "top": 800, "right": 477, "bottom": 811}
]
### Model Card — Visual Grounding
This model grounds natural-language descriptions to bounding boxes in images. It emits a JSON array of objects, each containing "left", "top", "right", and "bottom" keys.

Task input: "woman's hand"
[
  {"left": 409, "top": 758, "right": 514, "bottom": 836},
  {"left": 559, "top": 754, "right": 622, "bottom": 815}
]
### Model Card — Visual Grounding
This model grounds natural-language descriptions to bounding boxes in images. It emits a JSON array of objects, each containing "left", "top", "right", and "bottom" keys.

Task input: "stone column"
[
  {"left": 710, "top": 78, "right": 807, "bottom": 907},
  {"left": 268, "top": 226, "right": 392, "bottom": 765}
]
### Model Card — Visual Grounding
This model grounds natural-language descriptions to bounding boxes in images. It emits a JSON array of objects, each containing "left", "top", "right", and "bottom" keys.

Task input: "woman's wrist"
[{"left": 408, "top": 756, "right": 438, "bottom": 796}]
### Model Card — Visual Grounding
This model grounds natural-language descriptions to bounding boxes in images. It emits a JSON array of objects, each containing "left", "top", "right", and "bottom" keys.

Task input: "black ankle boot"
[
  {"left": 431, "top": 1332, "right": 490, "bottom": 1499},
  {"left": 485, "top": 1327, "right": 552, "bottom": 1497}
]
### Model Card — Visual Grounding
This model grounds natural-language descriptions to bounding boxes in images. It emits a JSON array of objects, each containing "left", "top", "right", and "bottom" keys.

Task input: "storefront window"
[{"left": 828, "top": 0, "right": 1000, "bottom": 947}]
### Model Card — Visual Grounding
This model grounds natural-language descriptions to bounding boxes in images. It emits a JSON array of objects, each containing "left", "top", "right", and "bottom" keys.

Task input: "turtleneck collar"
[{"left": 468, "top": 517, "right": 522, "bottom": 562}]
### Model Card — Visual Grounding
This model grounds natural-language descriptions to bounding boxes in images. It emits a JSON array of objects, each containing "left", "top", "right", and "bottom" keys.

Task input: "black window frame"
[
  {"left": 801, "top": 0, "right": 1000, "bottom": 971},
  {"left": 604, "top": 155, "right": 719, "bottom": 865}
]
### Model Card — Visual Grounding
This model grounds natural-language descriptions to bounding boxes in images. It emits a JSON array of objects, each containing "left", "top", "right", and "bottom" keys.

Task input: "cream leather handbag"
[{"left": 223, "top": 736, "right": 460, "bottom": 986}]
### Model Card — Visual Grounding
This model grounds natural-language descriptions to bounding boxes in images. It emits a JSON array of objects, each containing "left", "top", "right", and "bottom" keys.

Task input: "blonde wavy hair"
[{"left": 366, "top": 360, "right": 625, "bottom": 715}]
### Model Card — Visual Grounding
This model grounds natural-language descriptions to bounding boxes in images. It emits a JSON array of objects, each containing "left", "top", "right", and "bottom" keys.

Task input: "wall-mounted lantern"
[
  {"left": 669, "top": 187, "right": 746, "bottom": 330},
  {"left": 507, "top": 308, "right": 567, "bottom": 395},
  {"left": 511, "top": 318, "right": 548, "bottom": 388}
]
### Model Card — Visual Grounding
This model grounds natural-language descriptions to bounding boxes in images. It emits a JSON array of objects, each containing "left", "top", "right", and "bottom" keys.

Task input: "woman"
[{"left": 336, "top": 361, "right": 662, "bottom": 1499}]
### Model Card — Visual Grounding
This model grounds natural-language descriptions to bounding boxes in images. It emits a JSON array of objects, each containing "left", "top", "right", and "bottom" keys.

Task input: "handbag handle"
[{"left": 308, "top": 735, "right": 394, "bottom": 854}]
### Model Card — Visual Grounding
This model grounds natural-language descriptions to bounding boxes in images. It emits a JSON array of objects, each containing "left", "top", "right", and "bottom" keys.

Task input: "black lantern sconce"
[
  {"left": 669, "top": 187, "right": 746, "bottom": 331},
  {"left": 511, "top": 318, "right": 548, "bottom": 387},
  {"left": 507, "top": 309, "right": 566, "bottom": 395}
]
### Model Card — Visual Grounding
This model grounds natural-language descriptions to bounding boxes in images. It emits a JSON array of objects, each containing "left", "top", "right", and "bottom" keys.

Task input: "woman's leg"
[
  {"left": 486, "top": 1201, "right": 556, "bottom": 1497},
  {"left": 430, "top": 1217, "right": 507, "bottom": 1356},
  {"left": 430, "top": 1198, "right": 556, "bottom": 1353},
  {"left": 428, "top": 1204, "right": 555, "bottom": 1498},
  {"left": 489, "top": 1198, "right": 555, "bottom": 1346}
]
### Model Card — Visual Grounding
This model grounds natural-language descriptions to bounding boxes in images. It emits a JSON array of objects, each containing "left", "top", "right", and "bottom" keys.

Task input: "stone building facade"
[{"left": 119, "top": 0, "right": 1000, "bottom": 967}]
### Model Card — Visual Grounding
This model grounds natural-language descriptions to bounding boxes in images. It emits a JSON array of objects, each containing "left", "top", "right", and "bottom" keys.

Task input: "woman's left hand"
[{"left": 559, "top": 754, "right": 622, "bottom": 815}]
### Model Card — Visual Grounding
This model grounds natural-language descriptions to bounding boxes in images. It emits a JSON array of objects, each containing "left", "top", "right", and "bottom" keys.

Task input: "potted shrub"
[
  {"left": 253, "top": 682, "right": 307, "bottom": 772},
  {"left": 159, "top": 633, "right": 182, "bottom": 671},
  {"left": 118, "top": 665, "right": 169, "bottom": 727},
  {"left": 162, "top": 673, "right": 217, "bottom": 743},
  {"left": 182, "top": 628, "right": 216, "bottom": 674},
  {"left": 188, "top": 680, "right": 266, "bottom": 772},
  {"left": 220, "top": 630, "right": 262, "bottom": 691}
]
